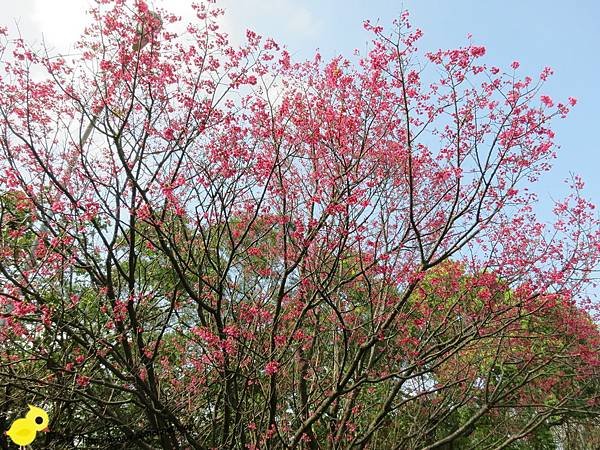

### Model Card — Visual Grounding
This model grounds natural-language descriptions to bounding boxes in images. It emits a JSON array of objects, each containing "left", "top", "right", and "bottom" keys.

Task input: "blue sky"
[
  {"left": 3, "top": 1, "right": 597, "bottom": 219},
  {"left": 3, "top": 1, "right": 599, "bottom": 298},
  {"left": 229, "top": 0, "right": 600, "bottom": 222},
  {"left": 0, "top": 0, "right": 600, "bottom": 298},
  {"left": 230, "top": 0, "right": 599, "bottom": 300}
]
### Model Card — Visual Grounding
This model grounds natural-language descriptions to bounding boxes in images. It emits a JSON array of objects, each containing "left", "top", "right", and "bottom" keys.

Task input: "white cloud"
[
  {"left": 5, "top": 0, "right": 320, "bottom": 55},
  {"left": 151, "top": 0, "right": 322, "bottom": 49},
  {"left": 31, "top": 0, "right": 91, "bottom": 53}
]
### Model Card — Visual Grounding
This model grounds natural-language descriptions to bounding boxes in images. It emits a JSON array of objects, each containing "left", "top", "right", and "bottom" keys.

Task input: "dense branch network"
[{"left": 0, "top": 2, "right": 598, "bottom": 449}]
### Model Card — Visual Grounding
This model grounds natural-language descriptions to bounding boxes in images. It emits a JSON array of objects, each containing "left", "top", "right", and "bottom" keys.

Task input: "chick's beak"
[{"left": 43, "top": 426, "right": 50, "bottom": 432}]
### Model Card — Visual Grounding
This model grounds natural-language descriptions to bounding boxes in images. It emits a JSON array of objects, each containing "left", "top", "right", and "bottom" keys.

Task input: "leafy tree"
[{"left": 0, "top": 2, "right": 598, "bottom": 449}]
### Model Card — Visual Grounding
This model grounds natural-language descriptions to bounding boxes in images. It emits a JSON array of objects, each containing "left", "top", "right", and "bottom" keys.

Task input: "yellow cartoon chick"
[{"left": 5, "top": 405, "right": 49, "bottom": 449}]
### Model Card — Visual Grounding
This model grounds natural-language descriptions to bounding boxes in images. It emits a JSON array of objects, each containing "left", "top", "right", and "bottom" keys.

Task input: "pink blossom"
[
  {"left": 469, "top": 46, "right": 486, "bottom": 57},
  {"left": 76, "top": 375, "right": 91, "bottom": 387},
  {"left": 264, "top": 360, "right": 280, "bottom": 376},
  {"left": 540, "top": 95, "right": 554, "bottom": 107},
  {"left": 540, "top": 66, "right": 554, "bottom": 80}
]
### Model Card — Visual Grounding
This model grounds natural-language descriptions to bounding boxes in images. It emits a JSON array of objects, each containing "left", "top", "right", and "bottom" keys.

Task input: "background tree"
[{"left": 0, "top": 1, "right": 599, "bottom": 449}]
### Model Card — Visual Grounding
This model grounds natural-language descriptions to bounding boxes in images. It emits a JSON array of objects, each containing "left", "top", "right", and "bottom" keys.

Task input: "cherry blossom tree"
[{"left": 0, "top": 1, "right": 598, "bottom": 449}]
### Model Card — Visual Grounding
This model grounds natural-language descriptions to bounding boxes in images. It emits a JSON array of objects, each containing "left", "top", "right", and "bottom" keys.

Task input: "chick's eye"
[{"left": 35, "top": 416, "right": 43, "bottom": 425}]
